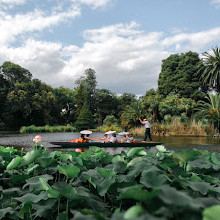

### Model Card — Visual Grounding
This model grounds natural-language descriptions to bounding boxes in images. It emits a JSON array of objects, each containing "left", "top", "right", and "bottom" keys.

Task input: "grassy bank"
[
  {"left": 130, "top": 118, "right": 216, "bottom": 137},
  {"left": 20, "top": 124, "right": 77, "bottom": 133}
]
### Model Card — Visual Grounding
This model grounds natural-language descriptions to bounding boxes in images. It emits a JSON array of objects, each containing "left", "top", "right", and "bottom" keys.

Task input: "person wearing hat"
[{"left": 139, "top": 118, "right": 152, "bottom": 141}]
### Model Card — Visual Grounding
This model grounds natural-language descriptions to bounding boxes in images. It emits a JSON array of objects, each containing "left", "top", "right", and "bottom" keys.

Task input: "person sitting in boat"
[
  {"left": 126, "top": 134, "right": 136, "bottom": 143},
  {"left": 84, "top": 134, "right": 96, "bottom": 142},
  {"left": 70, "top": 134, "right": 86, "bottom": 143},
  {"left": 109, "top": 133, "right": 118, "bottom": 143},
  {"left": 97, "top": 134, "right": 109, "bottom": 143},
  {"left": 120, "top": 134, "right": 128, "bottom": 143}
]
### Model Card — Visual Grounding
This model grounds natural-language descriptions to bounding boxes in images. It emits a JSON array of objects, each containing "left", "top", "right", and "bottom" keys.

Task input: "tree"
[
  {"left": 94, "top": 89, "right": 119, "bottom": 125},
  {"left": 118, "top": 93, "right": 137, "bottom": 115},
  {"left": 53, "top": 87, "right": 77, "bottom": 124},
  {"left": 2, "top": 79, "right": 56, "bottom": 128},
  {"left": 75, "top": 68, "right": 97, "bottom": 115},
  {"left": 158, "top": 94, "right": 196, "bottom": 119},
  {"left": 75, "top": 100, "right": 94, "bottom": 130},
  {"left": 194, "top": 93, "right": 220, "bottom": 132},
  {"left": 120, "top": 101, "right": 144, "bottom": 129},
  {"left": 158, "top": 51, "right": 207, "bottom": 100},
  {"left": 0, "top": 61, "right": 32, "bottom": 88},
  {"left": 141, "top": 89, "right": 163, "bottom": 122},
  {"left": 198, "top": 47, "right": 220, "bottom": 93}
]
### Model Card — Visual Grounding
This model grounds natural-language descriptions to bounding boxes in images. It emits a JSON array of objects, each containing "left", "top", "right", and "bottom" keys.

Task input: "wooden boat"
[{"left": 50, "top": 141, "right": 163, "bottom": 148}]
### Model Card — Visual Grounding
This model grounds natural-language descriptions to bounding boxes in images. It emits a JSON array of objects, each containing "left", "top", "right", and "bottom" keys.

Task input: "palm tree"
[
  {"left": 199, "top": 47, "right": 220, "bottom": 93},
  {"left": 194, "top": 93, "right": 220, "bottom": 133},
  {"left": 120, "top": 101, "right": 143, "bottom": 128}
]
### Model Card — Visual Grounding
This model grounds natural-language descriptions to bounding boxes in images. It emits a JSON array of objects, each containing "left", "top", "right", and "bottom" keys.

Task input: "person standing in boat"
[{"left": 139, "top": 118, "right": 152, "bottom": 141}]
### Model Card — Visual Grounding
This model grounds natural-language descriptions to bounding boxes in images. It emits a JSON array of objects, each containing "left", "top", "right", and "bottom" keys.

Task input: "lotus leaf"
[
  {"left": 97, "top": 167, "right": 116, "bottom": 178},
  {"left": 70, "top": 210, "right": 98, "bottom": 220},
  {"left": 140, "top": 168, "right": 169, "bottom": 188},
  {"left": 188, "top": 181, "right": 212, "bottom": 195},
  {"left": 173, "top": 150, "right": 198, "bottom": 164},
  {"left": 156, "top": 145, "right": 167, "bottom": 152},
  {"left": 24, "top": 174, "right": 53, "bottom": 191},
  {"left": 113, "top": 161, "right": 127, "bottom": 173},
  {"left": 97, "top": 177, "right": 116, "bottom": 196},
  {"left": 32, "top": 199, "right": 57, "bottom": 219},
  {"left": 211, "top": 153, "right": 220, "bottom": 165},
  {"left": 124, "top": 204, "right": 145, "bottom": 219},
  {"left": 159, "top": 186, "right": 195, "bottom": 207},
  {"left": 6, "top": 156, "right": 23, "bottom": 170},
  {"left": 25, "top": 164, "right": 39, "bottom": 175},
  {"left": 57, "top": 164, "right": 80, "bottom": 179},
  {"left": 0, "top": 207, "right": 14, "bottom": 219},
  {"left": 80, "top": 169, "right": 103, "bottom": 188},
  {"left": 19, "top": 149, "right": 41, "bottom": 167},
  {"left": 203, "top": 205, "right": 220, "bottom": 220},
  {"left": 118, "top": 185, "right": 158, "bottom": 202},
  {"left": 126, "top": 148, "right": 145, "bottom": 158},
  {"left": 59, "top": 153, "right": 73, "bottom": 162},
  {"left": 15, "top": 191, "right": 48, "bottom": 203}
]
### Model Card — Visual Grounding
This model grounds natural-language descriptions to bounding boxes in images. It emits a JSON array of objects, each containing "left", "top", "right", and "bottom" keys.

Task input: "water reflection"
[{"left": 0, "top": 132, "right": 219, "bottom": 153}]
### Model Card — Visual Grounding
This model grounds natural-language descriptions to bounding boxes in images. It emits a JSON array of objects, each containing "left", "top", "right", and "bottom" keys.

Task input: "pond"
[{"left": 0, "top": 132, "right": 219, "bottom": 153}]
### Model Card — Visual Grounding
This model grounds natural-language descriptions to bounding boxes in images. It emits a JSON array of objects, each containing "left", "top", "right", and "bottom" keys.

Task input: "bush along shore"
[
  {"left": 20, "top": 124, "right": 77, "bottom": 134},
  {"left": 1, "top": 145, "right": 220, "bottom": 219},
  {"left": 19, "top": 118, "right": 218, "bottom": 137}
]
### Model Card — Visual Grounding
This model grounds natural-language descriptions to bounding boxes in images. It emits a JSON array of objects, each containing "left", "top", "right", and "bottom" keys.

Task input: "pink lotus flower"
[
  {"left": 75, "top": 148, "right": 82, "bottom": 153},
  {"left": 33, "top": 135, "right": 42, "bottom": 143}
]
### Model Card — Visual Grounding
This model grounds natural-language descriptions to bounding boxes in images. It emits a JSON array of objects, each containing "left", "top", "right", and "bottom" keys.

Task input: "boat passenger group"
[{"left": 70, "top": 131, "right": 135, "bottom": 144}]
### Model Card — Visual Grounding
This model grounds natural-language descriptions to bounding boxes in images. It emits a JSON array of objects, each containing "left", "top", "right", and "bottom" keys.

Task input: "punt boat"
[{"left": 50, "top": 141, "right": 163, "bottom": 148}]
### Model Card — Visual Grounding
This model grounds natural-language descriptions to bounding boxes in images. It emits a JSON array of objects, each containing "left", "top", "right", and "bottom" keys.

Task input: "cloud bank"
[{"left": 1, "top": 0, "right": 220, "bottom": 95}]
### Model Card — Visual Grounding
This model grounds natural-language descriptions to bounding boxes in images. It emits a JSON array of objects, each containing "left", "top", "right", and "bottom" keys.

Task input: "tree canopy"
[
  {"left": 158, "top": 51, "right": 207, "bottom": 100},
  {"left": 198, "top": 47, "right": 220, "bottom": 93}
]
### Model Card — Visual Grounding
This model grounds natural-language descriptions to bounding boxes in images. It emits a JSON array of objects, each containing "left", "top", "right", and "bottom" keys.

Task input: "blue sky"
[{"left": 0, "top": 0, "right": 220, "bottom": 95}]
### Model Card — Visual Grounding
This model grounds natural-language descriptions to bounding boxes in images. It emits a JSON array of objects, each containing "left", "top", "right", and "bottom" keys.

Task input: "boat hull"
[{"left": 50, "top": 141, "right": 163, "bottom": 148}]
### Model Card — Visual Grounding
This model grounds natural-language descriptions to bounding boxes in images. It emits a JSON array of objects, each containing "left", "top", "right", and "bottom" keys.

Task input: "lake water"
[{"left": 0, "top": 132, "right": 219, "bottom": 153}]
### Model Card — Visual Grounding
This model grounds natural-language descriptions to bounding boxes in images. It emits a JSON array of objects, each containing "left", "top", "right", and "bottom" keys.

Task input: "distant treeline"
[{"left": 0, "top": 49, "right": 219, "bottom": 132}]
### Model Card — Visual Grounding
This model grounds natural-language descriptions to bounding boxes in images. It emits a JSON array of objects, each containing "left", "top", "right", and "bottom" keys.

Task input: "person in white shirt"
[
  {"left": 109, "top": 133, "right": 118, "bottom": 143},
  {"left": 139, "top": 118, "right": 152, "bottom": 141},
  {"left": 97, "top": 134, "right": 109, "bottom": 143}
]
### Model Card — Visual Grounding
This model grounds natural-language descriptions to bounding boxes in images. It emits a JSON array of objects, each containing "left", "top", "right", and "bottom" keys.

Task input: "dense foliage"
[
  {"left": 1, "top": 146, "right": 220, "bottom": 219},
  {"left": 198, "top": 47, "right": 220, "bottom": 93},
  {"left": 158, "top": 51, "right": 207, "bottom": 100},
  {"left": 0, "top": 48, "right": 219, "bottom": 134}
]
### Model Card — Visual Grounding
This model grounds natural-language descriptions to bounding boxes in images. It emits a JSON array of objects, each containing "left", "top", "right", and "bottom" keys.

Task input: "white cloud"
[
  {"left": 162, "top": 27, "right": 220, "bottom": 52},
  {"left": 1, "top": 22, "right": 220, "bottom": 94},
  {"left": 3, "top": 40, "right": 65, "bottom": 84},
  {"left": 1, "top": 0, "right": 220, "bottom": 95},
  {"left": 0, "top": 0, "right": 25, "bottom": 4},
  {"left": 211, "top": 0, "right": 220, "bottom": 7},
  {"left": 0, "top": 6, "right": 80, "bottom": 45},
  {"left": 70, "top": 0, "right": 113, "bottom": 9}
]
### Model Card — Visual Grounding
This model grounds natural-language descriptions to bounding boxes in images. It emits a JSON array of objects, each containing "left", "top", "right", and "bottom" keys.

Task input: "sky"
[{"left": 0, "top": 0, "right": 220, "bottom": 95}]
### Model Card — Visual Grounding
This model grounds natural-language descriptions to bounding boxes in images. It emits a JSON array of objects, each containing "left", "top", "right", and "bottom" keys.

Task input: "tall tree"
[
  {"left": 75, "top": 68, "right": 97, "bottom": 115},
  {"left": 118, "top": 93, "right": 137, "bottom": 115},
  {"left": 198, "top": 47, "right": 220, "bottom": 93},
  {"left": 158, "top": 51, "right": 207, "bottom": 100},
  {"left": 94, "top": 89, "right": 119, "bottom": 125},
  {"left": 0, "top": 61, "right": 32, "bottom": 88},
  {"left": 142, "top": 89, "right": 163, "bottom": 122},
  {"left": 53, "top": 87, "right": 77, "bottom": 124},
  {"left": 2, "top": 79, "right": 56, "bottom": 128},
  {"left": 75, "top": 100, "right": 94, "bottom": 130}
]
